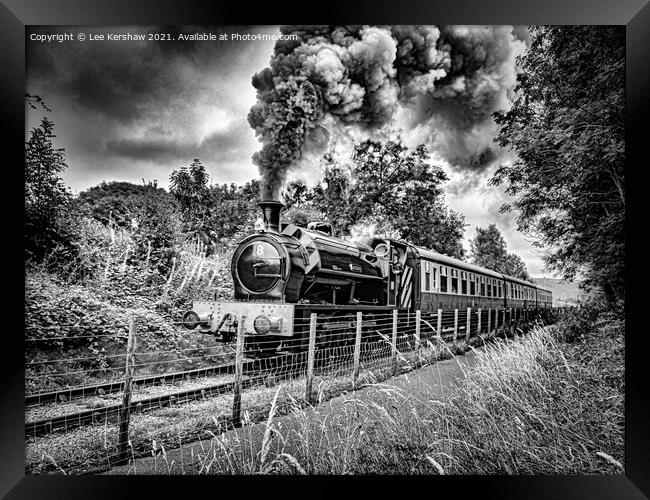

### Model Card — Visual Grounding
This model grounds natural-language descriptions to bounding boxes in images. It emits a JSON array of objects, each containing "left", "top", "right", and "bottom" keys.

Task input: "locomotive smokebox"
[{"left": 259, "top": 200, "right": 284, "bottom": 233}]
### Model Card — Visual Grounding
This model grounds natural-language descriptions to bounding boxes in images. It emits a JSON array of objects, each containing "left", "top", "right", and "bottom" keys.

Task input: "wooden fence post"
[
  {"left": 487, "top": 307, "right": 492, "bottom": 335},
  {"left": 497, "top": 309, "right": 501, "bottom": 335},
  {"left": 437, "top": 309, "right": 442, "bottom": 339},
  {"left": 477, "top": 308, "right": 482, "bottom": 336},
  {"left": 414, "top": 310, "right": 421, "bottom": 350},
  {"left": 232, "top": 315, "right": 246, "bottom": 426},
  {"left": 305, "top": 313, "right": 317, "bottom": 403},
  {"left": 453, "top": 309, "right": 459, "bottom": 342},
  {"left": 116, "top": 315, "right": 136, "bottom": 465},
  {"left": 509, "top": 308, "right": 513, "bottom": 334},
  {"left": 391, "top": 309, "right": 398, "bottom": 369},
  {"left": 353, "top": 312, "right": 363, "bottom": 385},
  {"left": 465, "top": 307, "right": 472, "bottom": 341}
]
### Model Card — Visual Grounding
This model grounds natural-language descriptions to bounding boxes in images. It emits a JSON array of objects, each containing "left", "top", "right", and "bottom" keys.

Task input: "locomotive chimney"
[{"left": 258, "top": 200, "right": 284, "bottom": 233}]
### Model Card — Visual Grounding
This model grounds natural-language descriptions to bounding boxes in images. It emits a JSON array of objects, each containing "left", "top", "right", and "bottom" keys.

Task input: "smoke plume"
[{"left": 248, "top": 25, "right": 527, "bottom": 200}]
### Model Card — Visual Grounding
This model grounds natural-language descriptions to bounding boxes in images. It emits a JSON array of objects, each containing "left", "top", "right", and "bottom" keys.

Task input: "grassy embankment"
[
  {"left": 180, "top": 309, "right": 624, "bottom": 475},
  {"left": 26, "top": 327, "right": 470, "bottom": 474},
  {"left": 25, "top": 239, "right": 236, "bottom": 393}
]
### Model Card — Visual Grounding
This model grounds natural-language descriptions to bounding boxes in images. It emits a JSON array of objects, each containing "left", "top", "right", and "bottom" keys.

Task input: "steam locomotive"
[{"left": 183, "top": 200, "right": 552, "bottom": 353}]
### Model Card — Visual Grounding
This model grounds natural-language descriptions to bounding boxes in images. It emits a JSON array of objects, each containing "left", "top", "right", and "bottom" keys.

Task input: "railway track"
[
  {"left": 25, "top": 353, "right": 293, "bottom": 407},
  {"left": 25, "top": 352, "right": 306, "bottom": 437},
  {"left": 25, "top": 327, "right": 480, "bottom": 438},
  {"left": 25, "top": 371, "right": 291, "bottom": 437}
]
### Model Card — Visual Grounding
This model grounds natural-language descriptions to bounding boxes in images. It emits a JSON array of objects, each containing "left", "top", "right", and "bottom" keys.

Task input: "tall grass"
[{"left": 191, "top": 323, "right": 623, "bottom": 475}]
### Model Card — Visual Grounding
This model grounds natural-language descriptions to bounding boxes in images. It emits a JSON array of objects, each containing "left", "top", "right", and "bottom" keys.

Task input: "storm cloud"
[
  {"left": 25, "top": 24, "right": 550, "bottom": 276},
  {"left": 26, "top": 25, "right": 278, "bottom": 186}
]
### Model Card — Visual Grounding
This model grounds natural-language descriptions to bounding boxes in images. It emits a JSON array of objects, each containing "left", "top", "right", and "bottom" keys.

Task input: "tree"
[
  {"left": 310, "top": 153, "right": 355, "bottom": 235},
  {"left": 74, "top": 180, "right": 175, "bottom": 227},
  {"left": 170, "top": 163, "right": 262, "bottom": 252},
  {"left": 169, "top": 159, "right": 210, "bottom": 244},
  {"left": 281, "top": 179, "right": 311, "bottom": 209},
  {"left": 469, "top": 224, "right": 508, "bottom": 271},
  {"left": 491, "top": 26, "right": 624, "bottom": 305},
  {"left": 469, "top": 224, "right": 531, "bottom": 281},
  {"left": 205, "top": 182, "right": 259, "bottom": 243},
  {"left": 25, "top": 114, "right": 72, "bottom": 262},
  {"left": 129, "top": 182, "right": 183, "bottom": 273},
  {"left": 504, "top": 253, "right": 531, "bottom": 282},
  {"left": 312, "top": 138, "right": 467, "bottom": 259}
]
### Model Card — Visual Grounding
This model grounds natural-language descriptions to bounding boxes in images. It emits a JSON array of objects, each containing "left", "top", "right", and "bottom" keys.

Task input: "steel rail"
[
  {"left": 25, "top": 352, "right": 307, "bottom": 437},
  {"left": 25, "top": 353, "right": 293, "bottom": 407}
]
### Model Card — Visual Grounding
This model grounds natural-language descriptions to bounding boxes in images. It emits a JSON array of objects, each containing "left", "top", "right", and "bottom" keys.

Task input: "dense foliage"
[
  {"left": 24, "top": 116, "right": 72, "bottom": 263},
  {"left": 469, "top": 224, "right": 531, "bottom": 281},
  {"left": 169, "top": 159, "right": 260, "bottom": 253},
  {"left": 294, "top": 138, "right": 468, "bottom": 259},
  {"left": 491, "top": 26, "right": 624, "bottom": 305}
]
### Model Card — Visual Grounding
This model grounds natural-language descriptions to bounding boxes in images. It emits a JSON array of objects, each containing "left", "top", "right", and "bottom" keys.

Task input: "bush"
[{"left": 556, "top": 300, "right": 604, "bottom": 342}]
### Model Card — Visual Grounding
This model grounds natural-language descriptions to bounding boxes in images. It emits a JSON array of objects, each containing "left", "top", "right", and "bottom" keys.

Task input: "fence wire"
[{"left": 25, "top": 305, "right": 563, "bottom": 474}]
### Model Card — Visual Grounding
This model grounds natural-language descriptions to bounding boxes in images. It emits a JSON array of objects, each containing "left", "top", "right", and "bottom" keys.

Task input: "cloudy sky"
[{"left": 26, "top": 25, "right": 552, "bottom": 277}]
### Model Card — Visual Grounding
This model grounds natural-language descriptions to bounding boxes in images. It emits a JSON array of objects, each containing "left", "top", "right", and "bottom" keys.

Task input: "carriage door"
[
  {"left": 386, "top": 243, "right": 399, "bottom": 306},
  {"left": 391, "top": 242, "right": 416, "bottom": 310},
  {"left": 399, "top": 253, "right": 418, "bottom": 310},
  {"left": 386, "top": 242, "right": 406, "bottom": 307}
]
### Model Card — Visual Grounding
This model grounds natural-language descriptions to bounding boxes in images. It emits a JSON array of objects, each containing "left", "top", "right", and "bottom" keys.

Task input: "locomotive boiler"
[{"left": 183, "top": 200, "right": 392, "bottom": 353}]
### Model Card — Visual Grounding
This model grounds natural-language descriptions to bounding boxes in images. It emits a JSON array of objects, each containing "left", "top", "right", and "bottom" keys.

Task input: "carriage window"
[
  {"left": 451, "top": 277, "right": 458, "bottom": 294},
  {"left": 461, "top": 278, "right": 468, "bottom": 295},
  {"left": 440, "top": 275, "right": 448, "bottom": 293},
  {"left": 470, "top": 280, "right": 476, "bottom": 295},
  {"left": 480, "top": 282, "right": 486, "bottom": 296},
  {"left": 422, "top": 263, "right": 431, "bottom": 292},
  {"left": 498, "top": 283, "right": 502, "bottom": 298},
  {"left": 487, "top": 281, "right": 492, "bottom": 297},
  {"left": 432, "top": 268, "right": 437, "bottom": 291}
]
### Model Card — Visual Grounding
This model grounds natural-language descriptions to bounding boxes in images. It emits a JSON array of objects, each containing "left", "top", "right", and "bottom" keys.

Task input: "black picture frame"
[{"left": 4, "top": 1, "right": 648, "bottom": 498}]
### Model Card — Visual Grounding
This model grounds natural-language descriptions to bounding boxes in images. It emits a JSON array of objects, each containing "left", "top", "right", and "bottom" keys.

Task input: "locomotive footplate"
[{"left": 183, "top": 300, "right": 296, "bottom": 339}]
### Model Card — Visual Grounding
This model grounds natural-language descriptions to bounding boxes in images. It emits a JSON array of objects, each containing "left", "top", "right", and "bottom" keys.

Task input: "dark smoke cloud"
[{"left": 249, "top": 25, "right": 527, "bottom": 199}]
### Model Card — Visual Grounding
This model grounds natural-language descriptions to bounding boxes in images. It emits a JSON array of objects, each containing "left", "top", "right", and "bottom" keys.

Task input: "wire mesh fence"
[{"left": 25, "top": 305, "right": 566, "bottom": 474}]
